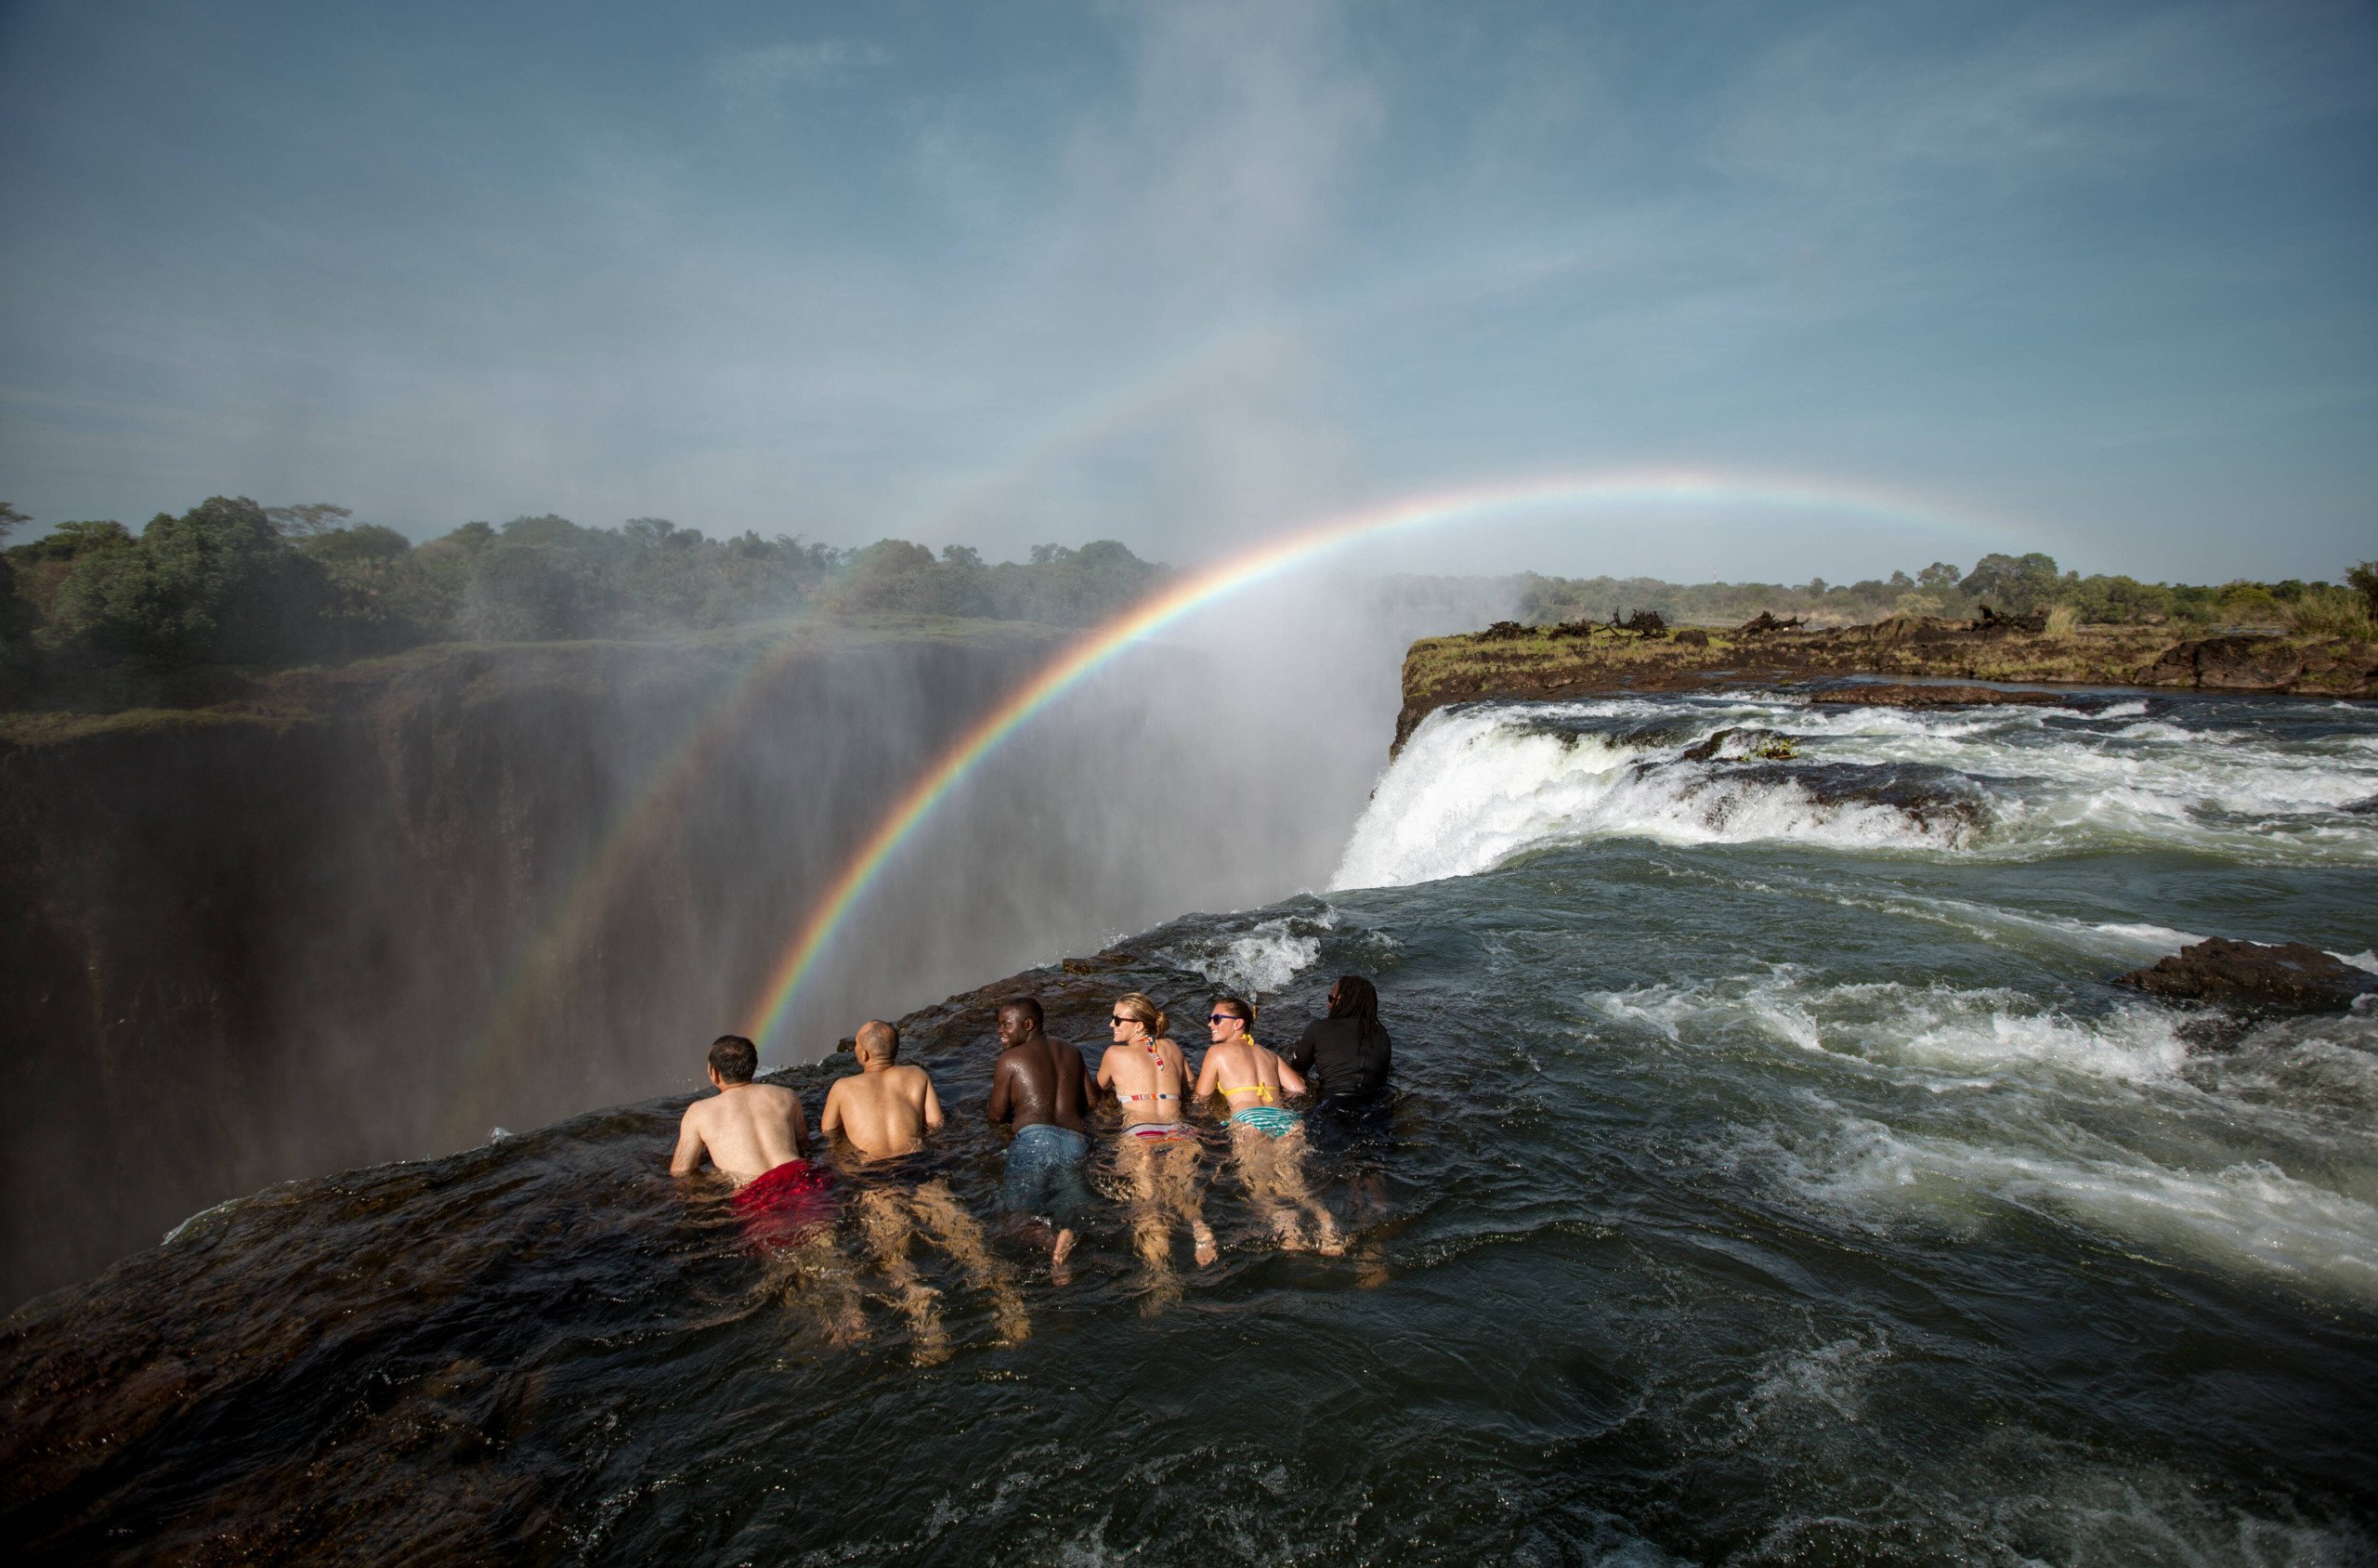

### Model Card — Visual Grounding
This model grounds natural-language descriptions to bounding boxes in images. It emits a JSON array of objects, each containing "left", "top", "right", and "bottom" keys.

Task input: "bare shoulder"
[
  {"left": 681, "top": 1092, "right": 718, "bottom": 1126},
  {"left": 893, "top": 1064, "right": 934, "bottom": 1092}
]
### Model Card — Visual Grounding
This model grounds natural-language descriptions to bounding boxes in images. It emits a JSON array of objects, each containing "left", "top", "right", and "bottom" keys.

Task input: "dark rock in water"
[
  {"left": 1808, "top": 683, "right": 2072, "bottom": 709},
  {"left": 2344, "top": 795, "right": 2378, "bottom": 817},
  {"left": 2136, "top": 635, "right": 2308, "bottom": 691},
  {"left": 1679, "top": 726, "right": 1790, "bottom": 763},
  {"left": 1775, "top": 759, "right": 1992, "bottom": 833},
  {"left": 2112, "top": 938, "right": 2378, "bottom": 1013}
]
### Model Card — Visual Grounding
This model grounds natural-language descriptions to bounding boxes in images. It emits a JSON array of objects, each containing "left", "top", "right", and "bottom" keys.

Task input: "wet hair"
[
  {"left": 1113, "top": 991, "right": 1169, "bottom": 1038},
  {"left": 1327, "top": 975, "right": 1388, "bottom": 1052},
  {"left": 1209, "top": 995, "right": 1253, "bottom": 1026},
  {"left": 709, "top": 1034, "right": 758, "bottom": 1084},
  {"left": 1000, "top": 996, "right": 1044, "bottom": 1027},
  {"left": 856, "top": 1020, "right": 899, "bottom": 1062}
]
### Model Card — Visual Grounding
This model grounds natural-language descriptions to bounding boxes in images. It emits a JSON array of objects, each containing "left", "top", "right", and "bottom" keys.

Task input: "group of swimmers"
[{"left": 669, "top": 976, "right": 1393, "bottom": 1346}]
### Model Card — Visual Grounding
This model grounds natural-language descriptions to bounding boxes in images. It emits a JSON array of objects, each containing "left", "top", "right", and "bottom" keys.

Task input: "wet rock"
[
  {"left": 1736, "top": 610, "right": 1805, "bottom": 635},
  {"left": 2111, "top": 937, "right": 2378, "bottom": 1013},
  {"left": 2136, "top": 635, "right": 2307, "bottom": 691},
  {"left": 2344, "top": 794, "right": 2378, "bottom": 817},
  {"left": 1807, "top": 683, "right": 2073, "bottom": 708},
  {"left": 1679, "top": 726, "right": 1788, "bottom": 762}
]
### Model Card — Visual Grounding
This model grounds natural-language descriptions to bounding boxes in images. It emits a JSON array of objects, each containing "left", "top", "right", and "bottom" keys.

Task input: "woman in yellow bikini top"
[
  {"left": 1096, "top": 991, "right": 1193, "bottom": 1139},
  {"left": 1194, "top": 995, "right": 1308, "bottom": 1138}
]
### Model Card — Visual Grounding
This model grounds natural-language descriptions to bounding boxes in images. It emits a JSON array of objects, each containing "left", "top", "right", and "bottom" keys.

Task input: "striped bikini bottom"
[{"left": 1227, "top": 1105, "right": 1302, "bottom": 1139}]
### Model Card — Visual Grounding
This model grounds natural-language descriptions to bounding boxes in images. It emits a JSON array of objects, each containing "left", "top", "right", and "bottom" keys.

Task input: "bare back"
[
  {"left": 1098, "top": 1038, "right": 1190, "bottom": 1128},
  {"left": 988, "top": 1035, "right": 1095, "bottom": 1133},
  {"left": 1195, "top": 1037, "right": 1305, "bottom": 1116},
  {"left": 673, "top": 1083, "right": 807, "bottom": 1183},
  {"left": 822, "top": 1063, "right": 943, "bottom": 1160}
]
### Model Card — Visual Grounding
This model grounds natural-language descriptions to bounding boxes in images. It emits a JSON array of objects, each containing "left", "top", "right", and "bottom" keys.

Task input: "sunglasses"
[
  {"left": 1207, "top": 1013, "right": 1242, "bottom": 1024},
  {"left": 1109, "top": 1014, "right": 1133, "bottom": 1025}
]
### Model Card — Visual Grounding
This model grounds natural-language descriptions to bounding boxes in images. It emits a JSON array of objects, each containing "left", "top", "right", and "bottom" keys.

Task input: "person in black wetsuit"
[{"left": 1285, "top": 974, "right": 1392, "bottom": 1152}]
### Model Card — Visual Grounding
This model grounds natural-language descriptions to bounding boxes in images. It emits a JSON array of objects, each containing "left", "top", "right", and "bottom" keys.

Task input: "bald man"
[
  {"left": 819, "top": 1019, "right": 1025, "bottom": 1358},
  {"left": 819, "top": 1020, "right": 945, "bottom": 1159}
]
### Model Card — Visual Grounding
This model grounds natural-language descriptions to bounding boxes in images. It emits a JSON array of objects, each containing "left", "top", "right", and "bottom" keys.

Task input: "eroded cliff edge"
[{"left": 1393, "top": 617, "right": 2378, "bottom": 751}]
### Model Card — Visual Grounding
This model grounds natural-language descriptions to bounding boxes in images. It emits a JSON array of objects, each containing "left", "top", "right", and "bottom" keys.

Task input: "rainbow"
[
  {"left": 738, "top": 466, "right": 2036, "bottom": 1054},
  {"left": 431, "top": 624, "right": 846, "bottom": 1149}
]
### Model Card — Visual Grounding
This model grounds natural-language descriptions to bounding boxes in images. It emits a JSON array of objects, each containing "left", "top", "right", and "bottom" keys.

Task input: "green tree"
[
  {"left": 264, "top": 502, "right": 354, "bottom": 537},
  {"left": 0, "top": 503, "right": 35, "bottom": 695},
  {"left": 58, "top": 495, "right": 328, "bottom": 666},
  {"left": 2347, "top": 560, "right": 2378, "bottom": 615},
  {"left": 1958, "top": 552, "right": 2060, "bottom": 613}
]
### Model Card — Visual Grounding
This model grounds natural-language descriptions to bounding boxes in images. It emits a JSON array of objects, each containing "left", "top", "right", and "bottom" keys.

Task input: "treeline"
[
  {"left": 0, "top": 497, "right": 1167, "bottom": 707},
  {"left": 1510, "top": 552, "right": 2378, "bottom": 636}
]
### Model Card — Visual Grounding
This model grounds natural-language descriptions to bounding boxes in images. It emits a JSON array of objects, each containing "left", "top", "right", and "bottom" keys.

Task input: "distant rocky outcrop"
[
  {"left": 2112, "top": 937, "right": 2378, "bottom": 1013},
  {"left": 1392, "top": 616, "right": 2377, "bottom": 754},
  {"left": 1807, "top": 684, "right": 2072, "bottom": 709},
  {"left": 2136, "top": 635, "right": 2378, "bottom": 692},
  {"left": 1972, "top": 605, "right": 2047, "bottom": 634}
]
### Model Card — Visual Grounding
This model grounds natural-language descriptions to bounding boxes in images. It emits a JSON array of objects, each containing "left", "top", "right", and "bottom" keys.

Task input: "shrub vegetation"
[
  {"left": 0, "top": 497, "right": 1167, "bottom": 709},
  {"left": 3, "top": 494, "right": 2369, "bottom": 713}
]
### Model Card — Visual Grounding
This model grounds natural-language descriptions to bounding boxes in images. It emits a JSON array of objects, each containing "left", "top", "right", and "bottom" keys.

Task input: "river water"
[{"left": 6, "top": 686, "right": 2375, "bottom": 1563}]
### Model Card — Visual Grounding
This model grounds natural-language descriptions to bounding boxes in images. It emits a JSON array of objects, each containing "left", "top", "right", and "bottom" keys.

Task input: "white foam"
[
  {"left": 1785, "top": 1122, "right": 2378, "bottom": 1304},
  {"left": 1333, "top": 695, "right": 2378, "bottom": 885},
  {"left": 1585, "top": 971, "right": 2192, "bottom": 1086},
  {"left": 1334, "top": 707, "right": 1974, "bottom": 887},
  {"left": 1159, "top": 913, "right": 1331, "bottom": 998}
]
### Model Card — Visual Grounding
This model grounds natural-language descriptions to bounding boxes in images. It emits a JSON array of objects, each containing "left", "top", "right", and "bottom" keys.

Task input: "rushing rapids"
[{"left": 5, "top": 686, "right": 2375, "bottom": 1563}]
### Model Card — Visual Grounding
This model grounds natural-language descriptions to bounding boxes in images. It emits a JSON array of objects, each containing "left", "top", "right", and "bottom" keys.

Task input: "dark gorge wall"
[{"left": 0, "top": 622, "right": 1072, "bottom": 1307}]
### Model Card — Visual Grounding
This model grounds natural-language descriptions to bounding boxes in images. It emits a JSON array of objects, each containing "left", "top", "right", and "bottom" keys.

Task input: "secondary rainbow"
[{"left": 741, "top": 465, "right": 2035, "bottom": 1052}]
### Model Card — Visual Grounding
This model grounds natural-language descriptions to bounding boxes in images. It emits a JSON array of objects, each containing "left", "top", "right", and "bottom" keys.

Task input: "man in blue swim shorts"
[{"left": 985, "top": 997, "right": 1101, "bottom": 1281}]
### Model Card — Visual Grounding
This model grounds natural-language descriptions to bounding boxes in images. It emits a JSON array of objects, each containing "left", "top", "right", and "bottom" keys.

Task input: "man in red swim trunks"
[{"left": 671, "top": 1034, "right": 832, "bottom": 1248}]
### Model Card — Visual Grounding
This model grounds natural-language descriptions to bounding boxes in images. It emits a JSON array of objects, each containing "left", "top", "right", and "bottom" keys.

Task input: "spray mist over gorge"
[{"left": 0, "top": 575, "right": 1503, "bottom": 1308}]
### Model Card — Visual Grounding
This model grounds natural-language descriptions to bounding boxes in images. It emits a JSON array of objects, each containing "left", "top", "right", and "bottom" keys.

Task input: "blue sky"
[{"left": 1, "top": 0, "right": 2371, "bottom": 581}]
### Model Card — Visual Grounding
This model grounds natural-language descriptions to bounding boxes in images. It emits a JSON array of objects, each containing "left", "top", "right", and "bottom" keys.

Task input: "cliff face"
[
  {"left": 0, "top": 620, "right": 1068, "bottom": 1306},
  {"left": 1392, "top": 620, "right": 2378, "bottom": 751}
]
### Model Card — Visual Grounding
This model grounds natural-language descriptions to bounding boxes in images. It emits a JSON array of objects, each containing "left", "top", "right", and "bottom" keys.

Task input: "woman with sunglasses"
[
  {"left": 1195, "top": 997, "right": 1341, "bottom": 1254},
  {"left": 1096, "top": 992, "right": 1216, "bottom": 1287}
]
